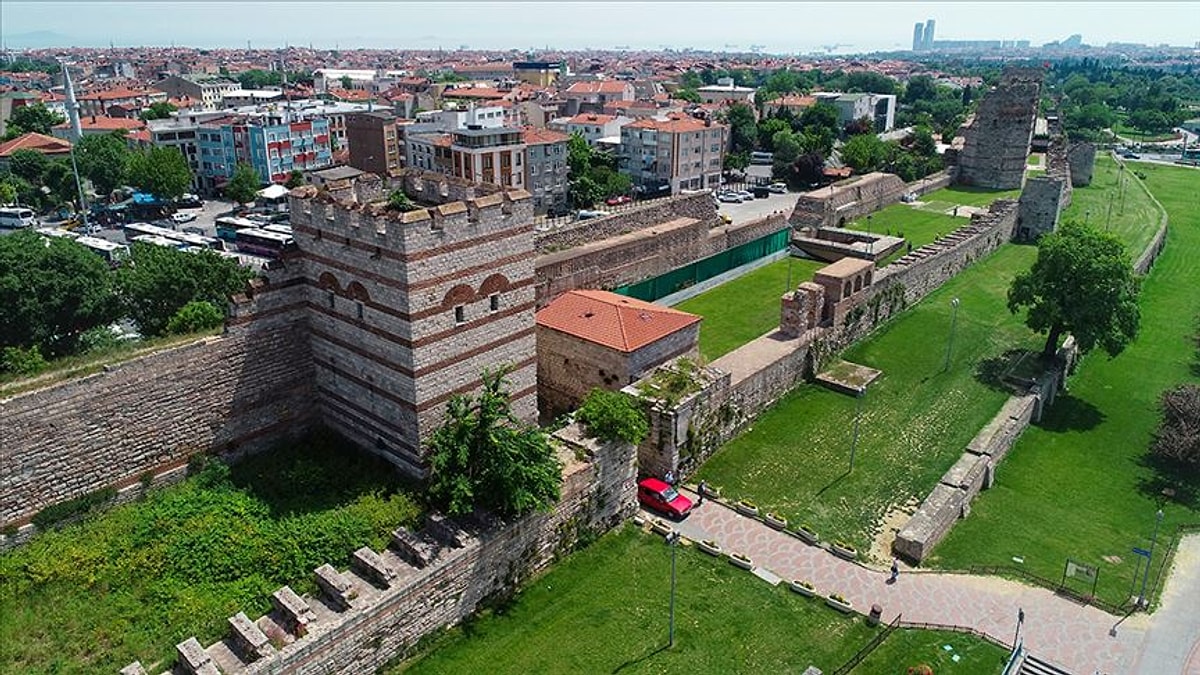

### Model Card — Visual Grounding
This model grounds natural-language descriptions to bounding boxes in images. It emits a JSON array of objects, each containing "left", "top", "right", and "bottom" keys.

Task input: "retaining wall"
[
  {"left": 534, "top": 192, "right": 719, "bottom": 254},
  {"left": 0, "top": 277, "right": 316, "bottom": 531}
]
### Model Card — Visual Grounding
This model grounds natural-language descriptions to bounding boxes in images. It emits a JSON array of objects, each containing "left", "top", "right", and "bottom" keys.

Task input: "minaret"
[{"left": 61, "top": 59, "right": 83, "bottom": 140}]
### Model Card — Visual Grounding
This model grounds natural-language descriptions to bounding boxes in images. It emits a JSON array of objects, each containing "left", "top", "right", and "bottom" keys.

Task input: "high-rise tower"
[
  {"left": 922, "top": 19, "right": 936, "bottom": 50},
  {"left": 913, "top": 22, "right": 925, "bottom": 51}
]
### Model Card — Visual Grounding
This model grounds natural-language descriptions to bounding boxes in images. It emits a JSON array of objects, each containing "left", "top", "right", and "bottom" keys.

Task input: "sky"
[{"left": 2, "top": 2, "right": 1197, "bottom": 54}]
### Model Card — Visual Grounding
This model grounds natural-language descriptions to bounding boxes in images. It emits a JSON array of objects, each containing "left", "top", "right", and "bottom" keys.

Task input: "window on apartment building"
[
  {"left": 489, "top": 294, "right": 500, "bottom": 312},
  {"left": 454, "top": 305, "right": 465, "bottom": 325}
]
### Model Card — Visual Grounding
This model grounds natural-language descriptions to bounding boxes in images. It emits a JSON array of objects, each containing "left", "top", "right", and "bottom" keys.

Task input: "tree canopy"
[
  {"left": 1151, "top": 384, "right": 1200, "bottom": 473},
  {"left": 224, "top": 163, "right": 262, "bottom": 205},
  {"left": 1008, "top": 220, "right": 1141, "bottom": 358},
  {"left": 116, "top": 243, "right": 254, "bottom": 336},
  {"left": 75, "top": 131, "right": 132, "bottom": 195},
  {"left": 576, "top": 388, "right": 648, "bottom": 445},
  {"left": 139, "top": 101, "right": 178, "bottom": 121},
  {"left": 566, "top": 133, "right": 630, "bottom": 207},
  {"left": 126, "top": 146, "right": 193, "bottom": 200},
  {"left": 426, "top": 369, "right": 562, "bottom": 517},
  {"left": 4, "top": 103, "right": 65, "bottom": 138}
]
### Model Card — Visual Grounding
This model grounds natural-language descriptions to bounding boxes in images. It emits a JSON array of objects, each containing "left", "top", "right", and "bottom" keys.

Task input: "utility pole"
[
  {"left": 1138, "top": 509, "right": 1164, "bottom": 608},
  {"left": 944, "top": 297, "right": 961, "bottom": 371},
  {"left": 59, "top": 58, "right": 89, "bottom": 231},
  {"left": 849, "top": 387, "right": 864, "bottom": 472},
  {"left": 666, "top": 531, "right": 680, "bottom": 647}
]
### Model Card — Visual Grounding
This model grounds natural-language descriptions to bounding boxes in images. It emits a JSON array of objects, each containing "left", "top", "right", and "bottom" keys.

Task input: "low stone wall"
[
  {"left": 790, "top": 173, "right": 910, "bottom": 229},
  {"left": 135, "top": 427, "right": 637, "bottom": 675},
  {"left": 907, "top": 170, "right": 953, "bottom": 198},
  {"left": 0, "top": 278, "right": 316, "bottom": 531},
  {"left": 534, "top": 192, "right": 719, "bottom": 254}
]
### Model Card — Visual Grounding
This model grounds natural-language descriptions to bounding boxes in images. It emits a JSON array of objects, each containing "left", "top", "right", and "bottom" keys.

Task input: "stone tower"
[
  {"left": 290, "top": 171, "right": 536, "bottom": 474},
  {"left": 954, "top": 69, "right": 1042, "bottom": 190}
]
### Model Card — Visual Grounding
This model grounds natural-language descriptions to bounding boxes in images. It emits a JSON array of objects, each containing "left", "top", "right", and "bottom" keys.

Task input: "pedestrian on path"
[
  {"left": 697, "top": 480, "right": 707, "bottom": 505},
  {"left": 664, "top": 470, "right": 675, "bottom": 486},
  {"left": 890, "top": 558, "right": 900, "bottom": 584}
]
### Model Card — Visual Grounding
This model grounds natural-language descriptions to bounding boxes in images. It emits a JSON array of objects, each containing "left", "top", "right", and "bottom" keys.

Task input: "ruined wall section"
[
  {"left": 789, "top": 173, "right": 909, "bottom": 229},
  {"left": 0, "top": 277, "right": 315, "bottom": 529},
  {"left": 535, "top": 192, "right": 720, "bottom": 253},
  {"left": 955, "top": 71, "right": 1041, "bottom": 190}
]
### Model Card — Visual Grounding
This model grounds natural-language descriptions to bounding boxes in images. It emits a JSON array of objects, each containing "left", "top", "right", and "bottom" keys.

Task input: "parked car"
[
  {"left": 174, "top": 194, "right": 204, "bottom": 209},
  {"left": 717, "top": 192, "right": 744, "bottom": 203},
  {"left": 171, "top": 211, "right": 197, "bottom": 225},
  {"left": 605, "top": 195, "right": 632, "bottom": 206},
  {"left": 576, "top": 209, "right": 610, "bottom": 220},
  {"left": 546, "top": 204, "right": 571, "bottom": 218},
  {"left": 637, "top": 478, "right": 694, "bottom": 520},
  {"left": 768, "top": 183, "right": 789, "bottom": 194},
  {"left": 181, "top": 226, "right": 205, "bottom": 236},
  {"left": 733, "top": 190, "right": 754, "bottom": 201},
  {"left": 752, "top": 186, "right": 770, "bottom": 199}
]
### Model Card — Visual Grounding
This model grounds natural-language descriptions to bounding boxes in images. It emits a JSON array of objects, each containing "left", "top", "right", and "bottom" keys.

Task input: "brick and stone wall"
[
  {"left": 534, "top": 192, "right": 720, "bottom": 254},
  {"left": 1016, "top": 177, "right": 1066, "bottom": 242},
  {"left": 0, "top": 278, "right": 315, "bottom": 530},
  {"left": 954, "top": 69, "right": 1041, "bottom": 190},
  {"left": 1067, "top": 142, "right": 1096, "bottom": 187},
  {"left": 140, "top": 427, "right": 637, "bottom": 675},
  {"left": 789, "top": 173, "right": 910, "bottom": 230}
]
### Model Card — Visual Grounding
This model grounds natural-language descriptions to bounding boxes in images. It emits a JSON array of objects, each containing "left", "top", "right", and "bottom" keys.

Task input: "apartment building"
[
  {"left": 406, "top": 124, "right": 526, "bottom": 190},
  {"left": 153, "top": 74, "right": 238, "bottom": 110},
  {"left": 196, "top": 114, "right": 332, "bottom": 192},
  {"left": 548, "top": 113, "right": 633, "bottom": 146},
  {"left": 346, "top": 111, "right": 401, "bottom": 176},
  {"left": 522, "top": 127, "right": 569, "bottom": 214},
  {"left": 696, "top": 78, "right": 757, "bottom": 105},
  {"left": 813, "top": 92, "right": 898, "bottom": 132},
  {"left": 563, "top": 80, "right": 635, "bottom": 116},
  {"left": 619, "top": 115, "right": 727, "bottom": 195},
  {"left": 77, "top": 87, "right": 168, "bottom": 118}
]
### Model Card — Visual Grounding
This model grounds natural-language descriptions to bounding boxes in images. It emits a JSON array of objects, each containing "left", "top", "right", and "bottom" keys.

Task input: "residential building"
[
  {"left": 77, "top": 87, "right": 168, "bottom": 118},
  {"left": 221, "top": 89, "right": 285, "bottom": 107},
  {"left": 535, "top": 289, "right": 701, "bottom": 419},
  {"left": 147, "top": 117, "right": 203, "bottom": 191},
  {"left": 404, "top": 132, "right": 453, "bottom": 174},
  {"left": 619, "top": 115, "right": 727, "bottom": 195},
  {"left": 522, "top": 127, "right": 569, "bottom": 214},
  {"left": 564, "top": 80, "right": 635, "bottom": 116},
  {"left": 0, "top": 132, "right": 72, "bottom": 170},
  {"left": 52, "top": 115, "right": 147, "bottom": 139},
  {"left": 152, "top": 74, "right": 238, "bottom": 110},
  {"left": 696, "top": 77, "right": 757, "bottom": 105},
  {"left": 312, "top": 68, "right": 408, "bottom": 94},
  {"left": 762, "top": 94, "right": 817, "bottom": 118},
  {"left": 813, "top": 92, "right": 897, "bottom": 132},
  {"left": 449, "top": 125, "right": 526, "bottom": 188},
  {"left": 196, "top": 114, "right": 332, "bottom": 193},
  {"left": 513, "top": 61, "right": 563, "bottom": 87},
  {"left": 346, "top": 111, "right": 401, "bottom": 176},
  {"left": 549, "top": 113, "right": 633, "bottom": 146}
]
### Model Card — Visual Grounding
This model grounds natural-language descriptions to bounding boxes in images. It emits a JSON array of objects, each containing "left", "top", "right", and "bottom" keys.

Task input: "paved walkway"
[
  {"left": 1130, "top": 534, "right": 1200, "bottom": 674},
  {"left": 648, "top": 491, "right": 1151, "bottom": 675}
]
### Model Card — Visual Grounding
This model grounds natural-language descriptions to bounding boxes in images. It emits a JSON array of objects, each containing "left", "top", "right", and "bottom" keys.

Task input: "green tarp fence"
[{"left": 613, "top": 227, "right": 790, "bottom": 302}]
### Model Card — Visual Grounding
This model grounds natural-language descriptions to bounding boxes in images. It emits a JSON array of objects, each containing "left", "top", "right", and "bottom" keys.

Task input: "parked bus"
[
  {"left": 131, "top": 234, "right": 188, "bottom": 250},
  {"left": 0, "top": 206, "right": 38, "bottom": 229},
  {"left": 236, "top": 228, "right": 295, "bottom": 258},
  {"left": 35, "top": 227, "right": 81, "bottom": 240},
  {"left": 262, "top": 224, "right": 293, "bottom": 236},
  {"left": 76, "top": 235, "right": 130, "bottom": 266},
  {"left": 215, "top": 216, "right": 260, "bottom": 242},
  {"left": 168, "top": 230, "right": 225, "bottom": 251},
  {"left": 124, "top": 221, "right": 176, "bottom": 243},
  {"left": 750, "top": 151, "right": 774, "bottom": 165}
]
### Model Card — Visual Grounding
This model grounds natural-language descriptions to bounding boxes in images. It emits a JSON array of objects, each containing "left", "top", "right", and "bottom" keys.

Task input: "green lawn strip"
[
  {"left": 850, "top": 628, "right": 1008, "bottom": 675},
  {"left": 931, "top": 163, "right": 1200, "bottom": 608},
  {"left": 696, "top": 244, "right": 1040, "bottom": 552},
  {"left": 1113, "top": 121, "right": 1177, "bottom": 143},
  {"left": 925, "top": 185, "right": 1023, "bottom": 208},
  {"left": 0, "top": 438, "right": 421, "bottom": 674},
  {"left": 390, "top": 526, "right": 998, "bottom": 674},
  {"left": 1027, "top": 153, "right": 1044, "bottom": 167},
  {"left": 1061, "top": 155, "right": 1161, "bottom": 256},
  {"left": 676, "top": 256, "right": 825, "bottom": 361}
]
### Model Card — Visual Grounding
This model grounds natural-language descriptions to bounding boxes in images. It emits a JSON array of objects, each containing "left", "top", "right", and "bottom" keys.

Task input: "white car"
[
  {"left": 717, "top": 192, "right": 744, "bottom": 203},
  {"left": 171, "top": 212, "right": 198, "bottom": 224},
  {"left": 768, "top": 183, "right": 789, "bottom": 194}
]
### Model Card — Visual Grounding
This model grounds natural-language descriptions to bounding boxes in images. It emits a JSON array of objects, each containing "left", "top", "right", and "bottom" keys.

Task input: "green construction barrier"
[{"left": 613, "top": 228, "right": 790, "bottom": 302}]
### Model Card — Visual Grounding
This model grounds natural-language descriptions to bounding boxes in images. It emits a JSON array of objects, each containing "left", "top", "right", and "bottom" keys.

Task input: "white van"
[{"left": 0, "top": 207, "right": 38, "bottom": 229}]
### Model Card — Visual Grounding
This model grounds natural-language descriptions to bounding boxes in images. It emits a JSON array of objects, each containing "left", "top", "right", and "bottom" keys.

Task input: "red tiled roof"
[
  {"left": 55, "top": 116, "right": 146, "bottom": 131},
  {"left": 626, "top": 116, "right": 718, "bottom": 133},
  {"left": 535, "top": 290, "right": 701, "bottom": 353},
  {"left": 521, "top": 127, "right": 570, "bottom": 145},
  {"left": 565, "top": 81, "right": 630, "bottom": 95},
  {"left": 565, "top": 113, "right": 617, "bottom": 125},
  {"left": 770, "top": 94, "right": 817, "bottom": 108},
  {"left": 0, "top": 131, "right": 72, "bottom": 157}
]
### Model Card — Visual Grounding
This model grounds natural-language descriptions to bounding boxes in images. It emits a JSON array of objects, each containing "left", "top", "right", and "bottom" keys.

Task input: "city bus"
[
  {"left": 215, "top": 216, "right": 261, "bottom": 242},
  {"left": 35, "top": 227, "right": 81, "bottom": 241},
  {"left": 124, "top": 221, "right": 176, "bottom": 243},
  {"left": 76, "top": 235, "right": 130, "bottom": 266},
  {"left": 168, "top": 230, "right": 225, "bottom": 251},
  {"left": 131, "top": 233, "right": 188, "bottom": 250},
  {"left": 235, "top": 228, "right": 295, "bottom": 259},
  {"left": 0, "top": 206, "right": 38, "bottom": 229},
  {"left": 262, "top": 224, "right": 293, "bottom": 236}
]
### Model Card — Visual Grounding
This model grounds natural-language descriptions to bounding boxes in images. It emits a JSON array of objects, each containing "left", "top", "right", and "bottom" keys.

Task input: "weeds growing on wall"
[{"left": 0, "top": 431, "right": 421, "bottom": 674}]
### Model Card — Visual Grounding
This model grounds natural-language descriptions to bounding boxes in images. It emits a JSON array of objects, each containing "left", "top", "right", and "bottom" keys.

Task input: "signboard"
[
  {"left": 1132, "top": 547, "right": 1151, "bottom": 558},
  {"left": 1065, "top": 558, "right": 1098, "bottom": 582}
]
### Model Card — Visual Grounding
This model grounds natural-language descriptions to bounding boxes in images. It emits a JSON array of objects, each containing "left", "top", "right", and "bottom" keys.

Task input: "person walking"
[
  {"left": 697, "top": 480, "right": 707, "bottom": 505},
  {"left": 890, "top": 558, "right": 900, "bottom": 583},
  {"left": 664, "top": 470, "right": 675, "bottom": 486}
]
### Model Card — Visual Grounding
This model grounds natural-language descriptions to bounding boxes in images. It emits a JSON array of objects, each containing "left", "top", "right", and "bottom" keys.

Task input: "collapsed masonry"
[{"left": 952, "top": 68, "right": 1042, "bottom": 190}]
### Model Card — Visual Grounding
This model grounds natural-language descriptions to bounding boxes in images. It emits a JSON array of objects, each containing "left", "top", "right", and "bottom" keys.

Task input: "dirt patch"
[{"left": 868, "top": 497, "right": 921, "bottom": 565}]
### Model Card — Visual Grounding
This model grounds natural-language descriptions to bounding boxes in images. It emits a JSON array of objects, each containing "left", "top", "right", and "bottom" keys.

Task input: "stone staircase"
[{"left": 1018, "top": 652, "right": 1073, "bottom": 675}]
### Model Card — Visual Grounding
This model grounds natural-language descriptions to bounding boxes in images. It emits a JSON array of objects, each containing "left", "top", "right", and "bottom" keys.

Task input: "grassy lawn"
[
  {"left": 1060, "top": 154, "right": 1161, "bottom": 256},
  {"left": 696, "top": 244, "right": 1041, "bottom": 553},
  {"left": 0, "top": 435, "right": 420, "bottom": 674},
  {"left": 1113, "top": 120, "right": 1178, "bottom": 143},
  {"left": 931, "top": 163, "right": 1200, "bottom": 608},
  {"left": 676, "top": 256, "right": 825, "bottom": 361},
  {"left": 925, "top": 184, "right": 1022, "bottom": 208},
  {"left": 389, "top": 526, "right": 1002, "bottom": 675},
  {"left": 851, "top": 629, "right": 1009, "bottom": 675}
]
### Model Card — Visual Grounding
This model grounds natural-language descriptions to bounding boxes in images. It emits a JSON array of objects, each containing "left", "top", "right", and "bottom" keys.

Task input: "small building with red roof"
[
  {"left": 535, "top": 289, "right": 701, "bottom": 418},
  {"left": 0, "top": 132, "right": 72, "bottom": 169}
]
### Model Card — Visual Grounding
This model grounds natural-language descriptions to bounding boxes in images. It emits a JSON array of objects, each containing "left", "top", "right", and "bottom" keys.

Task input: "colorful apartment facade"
[{"left": 197, "top": 116, "right": 332, "bottom": 191}]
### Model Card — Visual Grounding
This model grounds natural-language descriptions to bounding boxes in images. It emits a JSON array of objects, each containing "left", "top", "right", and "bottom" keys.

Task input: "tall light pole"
[
  {"left": 1138, "top": 509, "right": 1164, "bottom": 607},
  {"left": 666, "top": 531, "right": 681, "bottom": 647},
  {"left": 943, "top": 297, "right": 960, "bottom": 371},
  {"left": 849, "top": 386, "right": 864, "bottom": 472}
]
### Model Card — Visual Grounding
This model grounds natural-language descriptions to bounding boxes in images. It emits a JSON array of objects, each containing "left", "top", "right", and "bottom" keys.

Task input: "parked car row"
[{"left": 715, "top": 183, "right": 788, "bottom": 204}]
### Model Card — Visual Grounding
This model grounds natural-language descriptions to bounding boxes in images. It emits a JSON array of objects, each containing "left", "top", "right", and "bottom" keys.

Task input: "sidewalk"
[
  {"left": 654, "top": 491, "right": 1148, "bottom": 675},
  {"left": 1129, "top": 533, "right": 1200, "bottom": 674}
]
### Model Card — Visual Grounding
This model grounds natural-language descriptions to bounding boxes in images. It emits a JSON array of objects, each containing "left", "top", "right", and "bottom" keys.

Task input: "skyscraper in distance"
[
  {"left": 923, "top": 19, "right": 936, "bottom": 50},
  {"left": 913, "top": 22, "right": 925, "bottom": 51}
]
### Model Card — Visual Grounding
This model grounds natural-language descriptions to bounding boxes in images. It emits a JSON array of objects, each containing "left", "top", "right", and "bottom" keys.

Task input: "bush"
[
  {"left": 387, "top": 189, "right": 416, "bottom": 212},
  {"left": 78, "top": 325, "right": 126, "bottom": 354},
  {"left": 166, "top": 300, "right": 225, "bottom": 335},
  {"left": 1151, "top": 384, "right": 1200, "bottom": 471},
  {"left": 1, "top": 344, "right": 47, "bottom": 376},
  {"left": 30, "top": 486, "right": 118, "bottom": 530},
  {"left": 576, "top": 388, "right": 649, "bottom": 445}
]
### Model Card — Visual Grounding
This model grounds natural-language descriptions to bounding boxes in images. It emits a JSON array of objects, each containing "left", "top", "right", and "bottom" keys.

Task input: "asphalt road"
[{"left": 716, "top": 190, "right": 800, "bottom": 225}]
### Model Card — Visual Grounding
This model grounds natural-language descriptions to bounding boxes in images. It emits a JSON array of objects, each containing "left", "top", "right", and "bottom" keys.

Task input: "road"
[{"left": 1130, "top": 534, "right": 1200, "bottom": 675}]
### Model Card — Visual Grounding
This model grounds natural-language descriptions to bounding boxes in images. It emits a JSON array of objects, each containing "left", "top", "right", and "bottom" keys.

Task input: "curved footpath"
[{"left": 649, "top": 490, "right": 1200, "bottom": 675}]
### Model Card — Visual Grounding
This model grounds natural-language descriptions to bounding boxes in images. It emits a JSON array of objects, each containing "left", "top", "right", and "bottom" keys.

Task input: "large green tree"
[
  {"left": 126, "top": 146, "right": 192, "bottom": 199},
  {"left": 5, "top": 102, "right": 65, "bottom": 137},
  {"left": 840, "top": 133, "right": 891, "bottom": 173},
  {"left": 1008, "top": 221, "right": 1141, "bottom": 358},
  {"left": 725, "top": 103, "right": 758, "bottom": 157},
  {"left": 116, "top": 243, "right": 254, "bottom": 336},
  {"left": 224, "top": 163, "right": 262, "bottom": 205},
  {"left": 426, "top": 369, "right": 562, "bottom": 517},
  {"left": 75, "top": 131, "right": 132, "bottom": 195},
  {"left": 0, "top": 230, "right": 120, "bottom": 357},
  {"left": 138, "top": 101, "right": 178, "bottom": 121}
]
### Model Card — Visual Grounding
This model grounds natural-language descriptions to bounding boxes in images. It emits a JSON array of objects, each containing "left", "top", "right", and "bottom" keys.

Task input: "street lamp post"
[
  {"left": 1138, "top": 509, "right": 1165, "bottom": 607},
  {"left": 666, "top": 531, "right": 681, "bottom": 647},
  {"left": 944, "top": 297, "right": 961, "bottom": 371},
  {"left": 849, "top": 387, "right": 864, "bottom": 472}
]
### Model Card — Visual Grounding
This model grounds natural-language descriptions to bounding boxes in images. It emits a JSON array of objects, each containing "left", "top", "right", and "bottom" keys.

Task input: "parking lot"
[
  {"left": 717, "top": 190, "right": 800, "bottom": 225},
  {"left": 85, "top": 197, "right": 240, "bottom": 245}
]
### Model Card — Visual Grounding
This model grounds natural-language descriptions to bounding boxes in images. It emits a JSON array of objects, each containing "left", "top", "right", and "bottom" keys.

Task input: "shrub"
[
  {"left": 30, "top": 486, "right": 118, "bottom": 530},
  {"left": 387, "top": 189, "right": 417, "bottom": 212},
  {"left": 78, "top": 325, "right": 125, "bottom": 354},
  {"left": 1, "top": 344, "right": 47, "bottom": 376},
  {"left": 166, "top": 300, "right": 225, "bottom": 335},
  {"left": 576, "top": 388, "right": 649, "bottom": 445},
  {"left": 1151, "top": 384, "right": 1200, "bottom": 471}
]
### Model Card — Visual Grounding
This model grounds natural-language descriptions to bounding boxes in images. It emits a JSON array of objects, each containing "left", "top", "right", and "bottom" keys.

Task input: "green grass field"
[
  {"left": 1061, "top": 155, "right": 1162, "bottom": 257},
  {"left": 695, "top": 244, "right": 1041, "bottom": 552},
  {"left": 388, "top": 527, "right": 1002, "bottom": 675},
  {"left": 851, "top": 629, "right": 1009, "bottom": 675},
  {"left": 932, "top": 163, "right": 1200, "bottom": 608},
  {"left": 675, "top": 256, "right": 825, "bottom": 361},
  {"left": 1113, "top": 120, "right": 1178, "bottom": 143},
  {"left": 0, "top": 437, "right": 420, "bottom": 674}
]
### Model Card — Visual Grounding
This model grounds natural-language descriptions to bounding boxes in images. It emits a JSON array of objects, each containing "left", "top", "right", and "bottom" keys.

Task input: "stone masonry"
[{"left": 954, "top": 68, "right": 1042, "bottom": 189}]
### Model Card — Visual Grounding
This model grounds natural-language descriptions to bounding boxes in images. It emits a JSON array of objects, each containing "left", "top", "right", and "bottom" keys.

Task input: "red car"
[
  {"left": 605, "top": 195, "right": 632, "bottom": 206},
  {"left": 638, "top": 478, "right": 694, "bottom": 519}
]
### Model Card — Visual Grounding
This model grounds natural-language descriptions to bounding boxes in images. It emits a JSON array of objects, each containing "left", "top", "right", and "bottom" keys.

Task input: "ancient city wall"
[
  {"left": 954, "top": 70, "right": 1041, "bottom": 190},
  {"left": 148, "top": 428, "right": 637, "bottom": 675},
  {"left": 0, "top": 277, "right": 316, "bottom": 531},
  {"left": 534, "top": 192, "right": 719, "bottom": 253},
  {"left": 789, "top": 173, "right": 910, "bottom": 229}
]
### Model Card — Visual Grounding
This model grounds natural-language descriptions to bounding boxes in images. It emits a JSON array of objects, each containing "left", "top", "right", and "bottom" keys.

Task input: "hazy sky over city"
[{"left": 2, "top": 2, "right": 1196, "bottom": 53}]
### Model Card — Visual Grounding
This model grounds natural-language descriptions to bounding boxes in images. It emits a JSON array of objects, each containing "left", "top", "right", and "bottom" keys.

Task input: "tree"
[
  {"left": 117, "top": 243, "right": 254, "bottom": 336},
  {"left": 224, "top": 163, "right": 261, "bottom": 205},
  {"left": 674, "top": 88, "right": 701, "bottom": 104},
  {"left": 845, "top": 71, "right": 897, "bottom": 95},
  {"left": 771, "top": 128, "right": 802, "bottom": 167},
  {"left": 568, "top": 174, "right": 602, "bottom": 208},
  {"left": 843, "top": 116, "right": 874, "bottom": 136},
  {"left": 1151, "top": 384, "right": 1200, "bottom": 472},
  {"left": 903, "top": 75, "right": 938, "bottom": 105},
  {"left": 386, "top": 188, "right": 416, "bottom": 212},
  {"left": 340, "top": 75, "right": 353, "bottom": 90},
  {"left": 799, "top": 102, "right": 840, "bottom": 137},
  {"left": 126, "top": 146, "right": 192, "bottom": 200},
  {"left": 726, "top": 103, "right": 758, "bottom": 156},
  {"left": 139, "top": 101, "right": 178, "bottom": 121},
  {"left": 426, "top": 368, "right": 562, "bottom": 517},
  {"left": 756, "top": 118, "right": 790, "bottom": 152},
  {"left": 0, "top": 230, "right": 120, "bottom": 358},
  {"left": 576, "top": 388, "right": 648, "bottom": 445},
  {"left": 7, "top": 149, "right": 51, "bottom": 184},
  {"left": 840, "top": 133, "right": 889, "bottom": 173},
  {"left": 792, "top": 150, "right": 826, "bottom": 186},
  {"left": 285, "top": 169, "right": 305, "bottom": 189},
  {"left": 1008, "top": 221, "right": 1141, "bottom": 359},
  {"left": 0, "top": 180, "right": 16, "bottom": 205},
  {"left": 909, "top": 126, "right": 938, "bottom": 157},
  {"left": 5, "top": 102, "right": 65, "bottom": 137},
  {"left": 166, "top": 300, "right": 225, "bottom": 334},
  {"left": 75, "top": 131, "right": 132, "bottom": 195}
]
